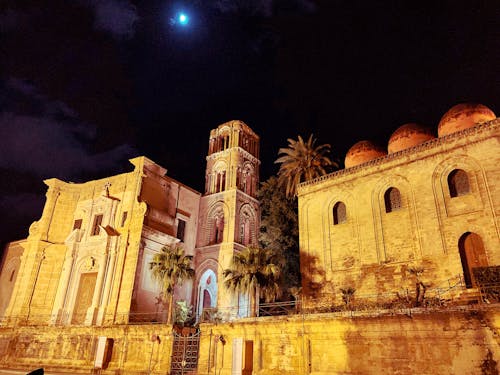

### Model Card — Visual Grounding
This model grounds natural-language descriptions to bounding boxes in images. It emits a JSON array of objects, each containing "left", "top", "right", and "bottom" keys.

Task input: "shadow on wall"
[{"left": 300, "top": 252, "right": 328, "bottom": 299}]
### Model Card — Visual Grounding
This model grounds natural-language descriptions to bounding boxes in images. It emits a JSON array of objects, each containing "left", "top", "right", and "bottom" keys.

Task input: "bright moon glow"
[{"left": 178, "top": 13, "right": 188, "bottom": 25}]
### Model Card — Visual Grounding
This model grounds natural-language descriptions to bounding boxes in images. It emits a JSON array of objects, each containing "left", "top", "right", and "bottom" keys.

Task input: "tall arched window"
[
  {"left": 332, "top": 202, "right": 347, "bottom": 225},
  {"left": 448, "top": 169, "right": 470, "bottom": 197},
  {"left": 384, "top": 187, "right": 402, "bottom": 213},
  {"left": 213, "top": 214, "right": 224, "bottom": 244}
]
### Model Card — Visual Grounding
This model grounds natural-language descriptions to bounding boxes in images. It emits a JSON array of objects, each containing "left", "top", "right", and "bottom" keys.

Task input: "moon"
[{"left": 178, "top": 12, "right": 189, "bottom": 26}]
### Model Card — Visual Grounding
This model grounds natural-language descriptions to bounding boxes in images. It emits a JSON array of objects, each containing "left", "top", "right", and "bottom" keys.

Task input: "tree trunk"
[
  {"left": 251, "top": 286, "right": 260, "bottom": 317},
  {"left": 167, "top": 293, "right": 174, "bottom": 324}
]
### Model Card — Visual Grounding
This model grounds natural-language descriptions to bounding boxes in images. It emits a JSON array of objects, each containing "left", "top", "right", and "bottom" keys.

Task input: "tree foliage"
[
  {"left": 224, "top": 247, "right": 282, "bottom": 316},
  {"left": 149, "top": 244, "right": 194, "bottom": 323},
  {"left": 275, "top": 134, "right": 337, "bottom": 197},
  {"left": 258, "top": 176, "right": 300, "bottom": 293}
]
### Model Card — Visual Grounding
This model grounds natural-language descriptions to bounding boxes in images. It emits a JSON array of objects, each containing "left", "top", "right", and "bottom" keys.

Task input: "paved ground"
[{"left": 0, "top": 369, "right": 80, "bottom": 375}]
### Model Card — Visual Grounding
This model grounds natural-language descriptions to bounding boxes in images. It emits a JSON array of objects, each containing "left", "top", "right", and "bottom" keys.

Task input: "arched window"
[
  {"left": 239, "top": 216, "right": 251, "bottom": 245},
  {"left": 448, "top": 169, "right": 470, "bottom": 197},
  {"left": 384, "top": 187, "right": 402, "bottom": 213},
  {"left": 332, "top": 202, "right": 347, "bottom": 225},
  {"left": 197, "top": 269, "right": 217, "bottom": 319},
  {"left": 213, "top": 214, "right": 224, "bottom": 244}
]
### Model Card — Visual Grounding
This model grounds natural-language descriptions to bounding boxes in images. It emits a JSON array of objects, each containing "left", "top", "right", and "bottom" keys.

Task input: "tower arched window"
[
  {"left": 448, "top": 169, "right": 470, "bottom": 197},
  {"left": 384, "top": 187, "right": 402, "bottom": 213},
  {"left": 332, "top": 202, "right": 347, "bottom": 225},
  {"left": 239, "top": 216, "right": 251, "bottom": 245},
  {"left": 213, "top": 215, "right": 224, "bottom": 244}
]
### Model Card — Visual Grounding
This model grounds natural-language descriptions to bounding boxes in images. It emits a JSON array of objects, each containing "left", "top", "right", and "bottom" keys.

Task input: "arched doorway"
[
  {"left": 458, "top": 232, "right": 488, "bottom": 288},
  {"left": 197, "top": 269, "right": 217, "bottom": 319}
]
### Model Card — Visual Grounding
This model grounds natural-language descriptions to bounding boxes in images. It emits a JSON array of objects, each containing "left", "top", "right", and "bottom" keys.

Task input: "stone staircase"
[{"left": 455, "top": 288, "right": 483, "bottom": 305}]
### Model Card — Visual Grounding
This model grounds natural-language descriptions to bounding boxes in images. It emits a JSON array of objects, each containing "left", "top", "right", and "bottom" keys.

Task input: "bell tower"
[{"left": 194, "top": 120, "right": 260, "bottom": 319}]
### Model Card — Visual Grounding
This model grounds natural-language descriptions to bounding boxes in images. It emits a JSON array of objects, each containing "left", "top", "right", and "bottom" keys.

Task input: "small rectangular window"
[
  {"left": 73, "top": 219, "right": 82, "bottom": 230},
  {"left": 121, "top": 211, "right": 128, "bottom": 227},
  {"left": 176, "top": 219, "right": 186, "bottom": 242},
  {"left": 91, "top": 214, "right": 103, "bottom": 236}
]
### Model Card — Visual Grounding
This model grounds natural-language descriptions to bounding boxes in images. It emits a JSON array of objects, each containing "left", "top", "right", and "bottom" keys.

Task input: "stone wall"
[
  {"left": 0, "top": 308, "right": 498, "bottom": 374},
  {"left": 298, "top": 120, "right": 500, "bottom": 305},
  {"left": 197, "top": 308, "right": 500, "bottom": 375},
  {"left": 0, "top": 324, "right": 173, "bottom": 374}
]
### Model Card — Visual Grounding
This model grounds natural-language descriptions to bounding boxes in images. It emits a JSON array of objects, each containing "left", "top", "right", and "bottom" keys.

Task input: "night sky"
[{"left": 1, "top": 1, "right": 499, "bottom": 250}]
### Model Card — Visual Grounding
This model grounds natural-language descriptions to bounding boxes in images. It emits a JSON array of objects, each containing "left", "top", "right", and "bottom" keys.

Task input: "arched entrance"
[
  {"left": 458, "top": 232, "right": 488, "bottom": 288},
  {"left": 197, "top": 269, "right": 217, "bottom": 319}
]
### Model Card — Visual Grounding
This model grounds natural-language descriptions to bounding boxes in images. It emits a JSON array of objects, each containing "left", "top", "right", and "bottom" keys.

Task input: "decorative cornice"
[
  {"left": 206, "top": 146, "right": 260, "bottom": 164},
  {"left": 298, "top": 118, "right": 499, "bottom": 191}
]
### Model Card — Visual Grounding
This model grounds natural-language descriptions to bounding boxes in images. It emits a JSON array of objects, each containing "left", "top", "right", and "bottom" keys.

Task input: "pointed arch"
[
  {"left": 238, "top": 203, "right": 257, "bottom": 246},
  {"left": 241, "top": 162, "right": 255, "bottom": 195},
  {"left": 206, "top": 201, "right": 229, "bottom": 245},
  {"left": 372, "top": 175, "right": 420, "bottom": 263},
  {"left": 196, "top": 269, "right": 218, "bottom": 319}
]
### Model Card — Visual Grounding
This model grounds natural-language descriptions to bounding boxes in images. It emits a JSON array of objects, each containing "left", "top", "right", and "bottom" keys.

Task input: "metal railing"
[{"left": 2, "top": 278, "right": 499, "bottom": 327}]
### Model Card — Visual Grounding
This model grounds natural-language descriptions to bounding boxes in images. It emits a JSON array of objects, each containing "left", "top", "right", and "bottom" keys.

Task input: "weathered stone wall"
[
  {"left": 1, "top": 157, "right": 148, "bottom": 325},
  {"left": 0, "top": 324, "right": 174, "bottom": 374},
  {"left": 0, "top": 240, "right": 24, "bottom": 317},
  {"left": 298, "top": 120, "right": 500, "bottom": 304},
  {"left": 197, "top": 308, "right": 500, "bottom": 375},
  {"left": 0, "top": 308, "right": 498, "bottom": 374}
]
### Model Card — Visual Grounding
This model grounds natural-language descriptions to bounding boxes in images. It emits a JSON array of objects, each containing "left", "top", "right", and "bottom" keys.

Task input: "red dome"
[
  {"left": 438, "top": 103, "right": 496, "bottom": 137},
  {"left": 345, "top": 140, "right": 387, "bottom": 168},
  {"left": 388, "top": 123, "right": 435, "bottom": 153}
]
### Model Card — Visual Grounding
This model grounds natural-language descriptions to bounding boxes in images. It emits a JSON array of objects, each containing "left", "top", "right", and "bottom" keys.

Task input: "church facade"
[
  {"left": 298, "top": 103, "right": 499, "bottom": 306},
  {"left": 0, "top": 120, "right": 260, "bottom": 325}
]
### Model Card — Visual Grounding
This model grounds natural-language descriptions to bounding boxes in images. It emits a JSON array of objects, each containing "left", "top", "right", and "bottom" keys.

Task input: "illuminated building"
[{"left": 0, "top": 120, "right": 260, "bottom": 324}]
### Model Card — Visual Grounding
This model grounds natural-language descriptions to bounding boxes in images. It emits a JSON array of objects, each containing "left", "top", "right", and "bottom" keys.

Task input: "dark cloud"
[
  {"left": 0, "top": 2, "right": 138, "bottom": 39},
  {"left": 0, "top": 193, "right": 45, "bottom": 219},
  {"left": 0, "top": 78, "right": 137, "bottom": 180},
  {"left": 0, "top": 8, "right": 29, "bottom": 33},
  {"left": 75, "top": 0, "right": 139, "bottom": 39},
  {"left": 213, "top": 0, "right": 316, "bottom": 16}
]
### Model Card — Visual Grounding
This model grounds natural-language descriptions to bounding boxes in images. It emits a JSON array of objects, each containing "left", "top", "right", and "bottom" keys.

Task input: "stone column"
[
  {"left": 50, "top": 246, "right": 75, "bottom": 324},
  {"left": 97, "top": 237, "right": 119, "bottom": 325},
  {"left": 86, "top": 250, "right": 108, "bottom": 325}
]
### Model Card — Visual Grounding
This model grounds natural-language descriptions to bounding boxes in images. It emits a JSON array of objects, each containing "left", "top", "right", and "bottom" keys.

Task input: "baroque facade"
[
  {"left": 298, "top": 103, "right": 499, "bottom": 305},
  {"left": 0, "top": 120, "right": 260, "bottom": 325}
]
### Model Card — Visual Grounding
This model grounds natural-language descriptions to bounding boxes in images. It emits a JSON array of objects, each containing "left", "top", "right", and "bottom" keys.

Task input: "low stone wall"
[
  {"left": 198, "top": 307, "right": 500, "bottom": 375},
  {"left": 0, "top": 324, "right": 173, "bottom": 374},
  {"left": 0, "top": 307, "right": 499, "bottom": 374}
]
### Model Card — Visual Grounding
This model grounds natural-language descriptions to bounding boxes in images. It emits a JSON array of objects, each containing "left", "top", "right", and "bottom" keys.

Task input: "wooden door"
[
  {"left": 459, "top": 233, "right": 488, "bottom": 288},
  {"left": 72, "top": 272, "right": 97, "bottom": 324}
]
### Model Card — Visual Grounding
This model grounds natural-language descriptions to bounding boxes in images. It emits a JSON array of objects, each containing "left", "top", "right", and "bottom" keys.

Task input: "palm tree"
[
  {"left": 275, "top": 134, "right": 337, "bottom": 197},
  {"left": 149, "top": 245, "right": 195, "bottom": 324},
  {"left": 223, "top": 247, "right": 282, "bottom": 317}
]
